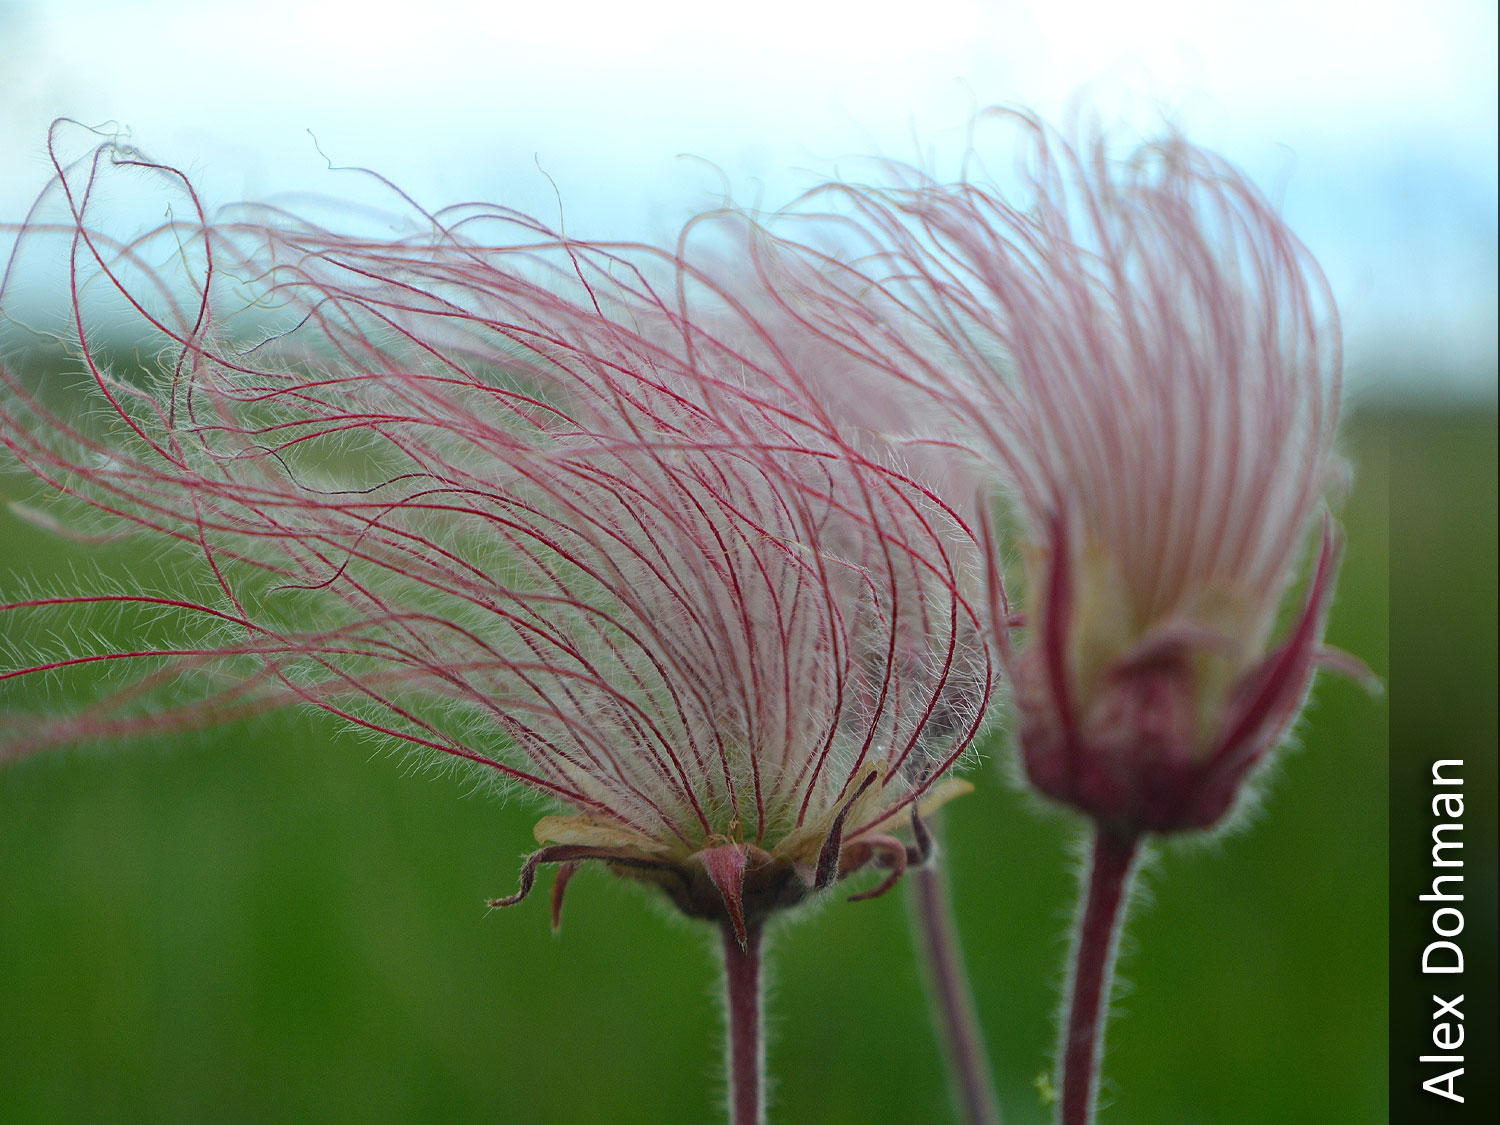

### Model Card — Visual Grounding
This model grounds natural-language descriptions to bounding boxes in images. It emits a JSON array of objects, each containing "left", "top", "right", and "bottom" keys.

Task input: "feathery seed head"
[{"left": 0, "top": 131, "right": 994, "bottom": 934}]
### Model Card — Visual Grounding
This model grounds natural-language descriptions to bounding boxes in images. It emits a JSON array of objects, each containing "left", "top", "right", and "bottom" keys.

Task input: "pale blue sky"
[{"left": 1, "top": 0, "right": 1494, "bottom": 397}]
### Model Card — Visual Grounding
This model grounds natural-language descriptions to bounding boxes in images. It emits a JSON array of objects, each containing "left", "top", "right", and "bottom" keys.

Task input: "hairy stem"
[
  {"left": 909, "top": 859, "right": 1002, "bottom": 1124},
  {"left": 1060, "top": 827, "right": 1140, "bottom": 1125},
  {"left": 722, "top": 921, "right": 765, "bottom": 1125}
]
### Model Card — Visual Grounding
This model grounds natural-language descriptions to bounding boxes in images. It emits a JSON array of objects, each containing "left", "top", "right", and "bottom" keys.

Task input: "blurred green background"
[{"left": 0, "top": 401, "right": 1479, "bottom": 1124}]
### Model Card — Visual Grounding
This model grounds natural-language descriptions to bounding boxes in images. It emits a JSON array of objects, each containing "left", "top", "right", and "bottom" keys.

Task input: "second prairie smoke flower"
[
  {"left": 0, "top": 132, "right": 995, "bottom": 1124},
  {"left": 752, "top": 109, "right": 1366, "bottom": 1124},
  {"left": 765, "top": 113, "right": 1355, "bottom": 836}
]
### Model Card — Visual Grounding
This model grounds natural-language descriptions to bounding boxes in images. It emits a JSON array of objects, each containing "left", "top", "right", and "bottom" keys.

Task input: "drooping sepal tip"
[{"left": 699, "top": 843, "right": 751, "bottom": 949}]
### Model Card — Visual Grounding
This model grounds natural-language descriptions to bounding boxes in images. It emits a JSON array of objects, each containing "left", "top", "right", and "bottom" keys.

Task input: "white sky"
[{"left": 1, "top": 0, "right": 1495, "bottom": 396}]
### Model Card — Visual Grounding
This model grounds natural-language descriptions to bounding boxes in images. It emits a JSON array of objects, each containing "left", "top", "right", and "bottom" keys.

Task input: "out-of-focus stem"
[
  {"left": 722, "top": 921, "right": 765, "bottom": 1125},
  {"left": 909, "top": 859, "right": 1002, "bottom": 1125},
  {"left": 1059, "top": 826, "right": 1140, "bottom": 1125}
]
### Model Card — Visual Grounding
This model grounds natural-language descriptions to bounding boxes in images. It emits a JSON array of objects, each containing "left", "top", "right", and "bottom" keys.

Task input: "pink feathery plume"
[
  {"left": 747, "top": 111, "right": 1356, "bottom": 834},
  {"left": 0, "top": 127, "right": 995, "bottom": 942},
  {"left": 737, "top": 109, "right": 1368, "bottom": 1125}
]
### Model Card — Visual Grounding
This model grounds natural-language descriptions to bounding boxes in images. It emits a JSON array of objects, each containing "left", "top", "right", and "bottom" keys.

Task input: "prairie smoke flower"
[
  {"left": 753, "top": 111, "right": 1361, "bottom": 1124},
  {"left": 0, "top": 134, "right": 994, "bottom": 1123},
  {"left": 766, "top": 113, "right": 1352, "bottom": 836}
]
